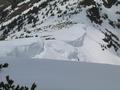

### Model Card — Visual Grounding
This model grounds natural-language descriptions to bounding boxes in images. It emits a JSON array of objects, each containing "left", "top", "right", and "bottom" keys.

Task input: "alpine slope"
[{"left": 0, "top": 0, "right": 120, "bottom": 65}]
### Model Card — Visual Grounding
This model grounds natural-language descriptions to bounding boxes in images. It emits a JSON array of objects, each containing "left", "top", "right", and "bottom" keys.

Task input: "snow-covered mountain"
[{"left": 0, "top": 0, "right": 120, "bottom": 65}]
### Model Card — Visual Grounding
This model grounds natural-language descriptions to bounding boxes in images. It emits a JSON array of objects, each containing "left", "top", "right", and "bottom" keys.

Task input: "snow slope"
[
  {"left": 0, "top": 1, "right": 120, "bottom": 89},
  {"left": 0, "top": 29, "right": 120, "bottom": 65},
  {"left": 1, "top": 58, "right": 120, "bottom": 90},
  {"left": 0, "top": 0, "right": 120, "bottom": 64}
]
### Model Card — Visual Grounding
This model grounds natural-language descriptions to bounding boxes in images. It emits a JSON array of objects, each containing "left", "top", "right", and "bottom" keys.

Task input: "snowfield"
[
  {"left": 1, "top": 59, "right": 120, "bottom": 90},
  {"left": 0, "top": 23, "right": 120, "bottom": 65},
  {"left": 0, "top": 0, "right": 120, "bottom": 65}
]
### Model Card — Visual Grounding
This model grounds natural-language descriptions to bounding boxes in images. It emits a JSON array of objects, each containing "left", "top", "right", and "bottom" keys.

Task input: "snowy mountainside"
[
  {"left": 0, "top": 30, "right": 120, "bottom": 65},
  {"left": 0, "top": 0, "right": 120, "bottom": 64},
  {"left": 1, "top": 58, "right": 120, "bottom": 90}
]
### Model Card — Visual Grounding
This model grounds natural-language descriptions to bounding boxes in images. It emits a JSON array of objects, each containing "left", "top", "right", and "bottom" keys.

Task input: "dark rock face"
[
  {"left": 101, "top": 29, "right": 120, "bottom": 52},
  {"left": 102, "top": 0, "right": 118, "bottom": 8},
  {"left": 80, "top": 0, "right": 96, "bottom": 7},
  {"left": 86, "top": 6, "right": 102, "bottom": 25}
]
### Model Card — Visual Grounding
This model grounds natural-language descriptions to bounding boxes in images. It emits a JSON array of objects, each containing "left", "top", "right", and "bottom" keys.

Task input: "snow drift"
[
  {"left": 1, "top": 58, "right": 120, "bottom": 90},
  {"left": 0, "top": 34, "right": 120, "bottom": 65}
]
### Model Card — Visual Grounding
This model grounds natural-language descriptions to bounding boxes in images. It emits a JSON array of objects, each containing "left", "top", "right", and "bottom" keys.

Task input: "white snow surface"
[
  {"left": 0, "top": 0, "right": 120, "bottom": 89},
  {"left": 0, "top": 23, "right": 120, "bottom": 65},
  {"left": 0, "top": 0, "right": 120, "bottom": 63},
  {"left": 1, "top": 58, "right": 120, "bottom": 90}
]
